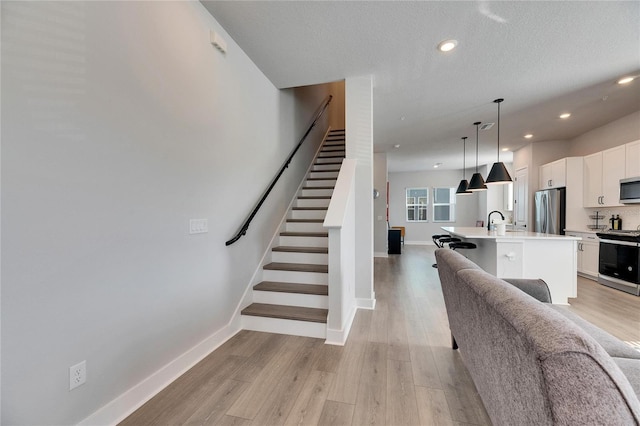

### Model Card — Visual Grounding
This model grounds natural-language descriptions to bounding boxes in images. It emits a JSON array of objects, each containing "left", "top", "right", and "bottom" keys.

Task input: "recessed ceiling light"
[
  {"left": 618, "top": 76, "right": 635, "bottom": 85},
  {"left": 524, "top": 134, "right": 533, "bottom": 139},
  {"left": 400, "top": 116, "right": 406, "bottom": 121},
  {"left": 437, "top": 39, "right": 458, "bottom": 52},
  {"left": 501, "top": 148, "right": 509, "bottom": 152},
  {"left": 393, "top": 144, "right": 401, "bottom": 149},
  {"left": 434, "top": 162, "right": 443, "bottom": 168},
  {"left": 559, "top": 113, "right": 571, "bottom": 119}
]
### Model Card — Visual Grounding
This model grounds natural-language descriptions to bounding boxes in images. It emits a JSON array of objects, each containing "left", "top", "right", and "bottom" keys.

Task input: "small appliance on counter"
[{"left": 595, "top": 229, "right": 640, "bottom": 296}]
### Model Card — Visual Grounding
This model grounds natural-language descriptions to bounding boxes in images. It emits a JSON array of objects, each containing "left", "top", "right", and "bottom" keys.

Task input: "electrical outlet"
[{"left": 69, "top": 360, "right": 86, "bottom": 391}]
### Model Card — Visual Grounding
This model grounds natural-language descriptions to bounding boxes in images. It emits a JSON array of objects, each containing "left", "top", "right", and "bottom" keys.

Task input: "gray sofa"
[{"left": 435, "top": 248, "right": 640, "bottom": 425}]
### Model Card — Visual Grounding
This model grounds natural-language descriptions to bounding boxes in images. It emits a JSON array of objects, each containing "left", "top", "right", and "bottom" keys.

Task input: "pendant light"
[
  {"left": 468, "top": 121, "right": 487, "bottom": 191},
  {"left": 456, "top": 137, "right": 472, "bottom": 195},
  {"left": 486, "top": 98, "right": 513, "bottom": 184}
]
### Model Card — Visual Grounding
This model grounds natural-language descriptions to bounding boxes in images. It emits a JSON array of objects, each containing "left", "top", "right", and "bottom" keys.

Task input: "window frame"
[
  {"left": 432, "top": 187, "right": 456, "bottom": 223},
  {"left": 405, "top": 187, "right": 429, "bottom": 222}
]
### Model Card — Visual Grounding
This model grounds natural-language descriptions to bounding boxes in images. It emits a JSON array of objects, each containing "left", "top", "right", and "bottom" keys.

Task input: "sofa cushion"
[
  {"left": 503, "top": 278, "right": 552, "bottom": 303},
  {"left": 549, "top": 305, "right": 640, "bottom": 360},
  {"left": 614, "top": 357, "right": 640, "bottom": 398}
]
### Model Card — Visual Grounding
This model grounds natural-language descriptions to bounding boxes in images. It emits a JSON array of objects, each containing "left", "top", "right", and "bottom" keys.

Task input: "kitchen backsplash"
[{"left": 587, "top": 206, "right": 640, "bottom": 230}]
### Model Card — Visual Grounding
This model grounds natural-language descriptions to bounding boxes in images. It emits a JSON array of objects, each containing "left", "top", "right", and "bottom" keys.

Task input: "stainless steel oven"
[{"left": 596, "top": 230, "right": 640, "bottom": 296}]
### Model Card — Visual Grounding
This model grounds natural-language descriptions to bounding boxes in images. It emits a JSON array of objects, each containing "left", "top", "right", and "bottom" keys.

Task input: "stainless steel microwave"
[{"left": 620, "top": 177, "right": 640, "bottom": 204}]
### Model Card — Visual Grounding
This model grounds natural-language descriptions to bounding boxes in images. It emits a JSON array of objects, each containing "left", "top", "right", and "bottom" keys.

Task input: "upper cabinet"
[
  {"left": 583, "top": 145, "right": 625, "bottom": 207},
  {"left": 626, "top": 140, "right": 640, "bottom": 178},
  {"left": 539, "top": 158, "right": 567, "bottom": 189}
]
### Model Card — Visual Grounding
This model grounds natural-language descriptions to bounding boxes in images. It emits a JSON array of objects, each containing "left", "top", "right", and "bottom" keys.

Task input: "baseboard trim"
[
  {"left": 356, "top": 297, "right": 376, "bottom": 310},
  {"left": 405, "top": 241, "right": 433, "bottom": 246},
  {"left": 374, "top": 251, "right": 389, "bottom": 258},
  {"left": 325, "top": 304, "right": 357, "bottom": 346},
  {"left": 78, "top": 318, "right": 241, "bottom": 426}
]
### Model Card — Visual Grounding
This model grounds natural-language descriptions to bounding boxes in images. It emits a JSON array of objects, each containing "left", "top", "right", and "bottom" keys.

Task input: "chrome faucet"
[{"left": 488, "top": 210, "right": 505, "bottom": 230}]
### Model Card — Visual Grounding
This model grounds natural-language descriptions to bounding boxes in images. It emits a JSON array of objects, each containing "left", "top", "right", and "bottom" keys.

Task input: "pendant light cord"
[
  {"left": 474, "top": 121, "right": 481, "bottom": 172},
  {"left": 462, "top": 137, "right": 467, "bottom": 179},
  {"left": 494, "top": 98, "right": 504, "bottom": 162}
]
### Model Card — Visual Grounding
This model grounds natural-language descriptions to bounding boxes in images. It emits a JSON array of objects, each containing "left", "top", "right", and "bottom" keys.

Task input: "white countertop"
[{"left": 441, "top": 226, "right": 581, "bottom": 241}]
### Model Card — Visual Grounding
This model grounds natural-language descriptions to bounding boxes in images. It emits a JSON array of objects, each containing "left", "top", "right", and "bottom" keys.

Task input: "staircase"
[{"left": 240, "top": 129, "right": 346, "bottom": 339}]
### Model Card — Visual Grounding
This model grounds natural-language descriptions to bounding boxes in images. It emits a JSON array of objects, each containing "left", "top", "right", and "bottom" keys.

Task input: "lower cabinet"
[{"left": 567, "top": 232, "right": 599, "bottom": 280}]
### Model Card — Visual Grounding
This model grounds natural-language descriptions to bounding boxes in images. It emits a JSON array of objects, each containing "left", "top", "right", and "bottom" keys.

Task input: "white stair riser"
[
  {"left": 286, "top": 221, "right": 326, "bottom": 232},
  {"left": 312, "top": 163, "right": 342, "bottom": 172},
  {"left": 271, "top": 250, "right": 328, "bottom": 264},
  {"left": 252, "top": 291, "right": 328, "bottom": 309},
  {"left": 309, "top": 171, "right": 339, "bottom": 179},
  {"left": 301, "top": 188, "right": 333, "bottom": 197},
  {"left": 290, "top": 210, "right": 327, "bottom": 220},
  {"left": 315, "top": 157, "right": 344, "bottom": 164},
  {"left": 262, "top": 269, "right": 328, "bottom": 284},
  {"left": 304, "top": 179, "right": 336, "bottom": 187},
  {"left": 280, "top": 235, "right": 328, "bottom": 247},
  {"left": 241, "top": 316, "right": 326, "bottom": 339},
  {"left": 296, "top": 198, "right": 330, "bottom": 208}
]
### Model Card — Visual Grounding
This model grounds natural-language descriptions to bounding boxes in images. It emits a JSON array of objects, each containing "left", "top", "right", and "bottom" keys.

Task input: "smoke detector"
[{"left": 479, "top": 122, "right": 494, "bottom": 131}]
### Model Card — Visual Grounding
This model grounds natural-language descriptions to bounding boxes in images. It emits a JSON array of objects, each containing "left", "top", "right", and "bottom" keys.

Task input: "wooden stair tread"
[
  {"left": 303, "top": 186, "right": 335, "bottom": 190},
  {"left": 291, "top": 207, "right": 328, "bottom": 210},
  {"left": 306, "top": 177, "right": 337, "bottom": 181},
  {"left": 254, "top": 281, "right": 328, "bottom": 295},
  {"left": 298, "top": 196, "right": 331, "bottom": 200},
  {"left": 241, "top": 303, "right": 327, "bottom": 323},
  {"left": 280, "top": 231, "right": 328, "bottom": 237},
  {"left": 286, "top": 219, "right": 324, "bottom": 223},
  {"left": 272, "top": 245, "right": 328, "bottom": 253},
  {"left": 264, "top": 262, "right": 328, "bottom": 273},
  {"left": 310, "top": 168, "right": 341, "bottom": 172},
  {"left": 314, "top": 161, "right": 343, "bottom": 165},
  {"left": 316, "top": 156, "right": 344, "bottom": 159}
]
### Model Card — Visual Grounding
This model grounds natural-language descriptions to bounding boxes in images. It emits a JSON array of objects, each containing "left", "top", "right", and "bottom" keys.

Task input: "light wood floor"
[{"left": 120, "top": 246, "right": 640, "bottom": 426}]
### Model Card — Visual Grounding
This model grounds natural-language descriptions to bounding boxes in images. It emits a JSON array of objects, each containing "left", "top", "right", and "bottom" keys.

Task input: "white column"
[{"left": 345, "top": 76, "right": 375, "bottom": 308}]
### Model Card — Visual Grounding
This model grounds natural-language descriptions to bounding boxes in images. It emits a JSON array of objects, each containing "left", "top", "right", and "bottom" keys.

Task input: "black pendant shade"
[
  {"left": 456, "top": 179, "right": 471, "bottom": 194},
  {"left": 456, "top": 136, "right": 472, "bottom": 195},
  {"left": 468, "top": 172, "right": 487, "bottom": 191},
  {"left": 486, "top": 98, "right": 513, "bottom": 184},
  {"left": 468, "top": 122, "right": 487, "bottom": 191}
]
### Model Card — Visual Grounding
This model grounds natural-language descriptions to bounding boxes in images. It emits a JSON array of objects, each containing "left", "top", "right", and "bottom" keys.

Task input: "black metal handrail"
[{"left": 226, "top": 95, "right": 333, "bottom": 246}]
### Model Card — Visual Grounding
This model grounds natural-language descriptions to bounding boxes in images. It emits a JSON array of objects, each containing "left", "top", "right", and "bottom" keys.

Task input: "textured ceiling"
[{"left": 201, "top": 1, "right": 640, "bottom": 172}]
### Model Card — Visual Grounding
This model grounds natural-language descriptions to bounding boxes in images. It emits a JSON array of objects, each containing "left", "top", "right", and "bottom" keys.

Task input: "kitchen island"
[{"left": 441, "top": 227, "right": 581, "bottom": 304}]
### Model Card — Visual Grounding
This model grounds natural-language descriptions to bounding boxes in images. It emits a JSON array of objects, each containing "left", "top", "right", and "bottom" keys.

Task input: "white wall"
[
  {"left": 568, "top": 111, "right": 640, "bottom": 157},
  {"left": 345, "top": 76, "right": 375, "bottom": 307},
  {"left": 1, "top": 2, "right": 339, "bottom": 424},
  {"left": 373, "top": 153, "right": 388, "bottom": 256},
  {"left": 388, "top": 169, "right": 479, "bottom": 244}
]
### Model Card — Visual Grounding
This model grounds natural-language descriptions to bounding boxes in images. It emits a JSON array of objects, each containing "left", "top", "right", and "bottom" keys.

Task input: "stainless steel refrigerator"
[{"left": 534, "top": 188, "right": 566, "bottom": 235}]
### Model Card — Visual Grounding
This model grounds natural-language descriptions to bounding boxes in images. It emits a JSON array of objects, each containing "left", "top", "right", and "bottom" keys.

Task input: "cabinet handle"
[{"left": 548, "top": 179, "right": 552, "bottom": 187}]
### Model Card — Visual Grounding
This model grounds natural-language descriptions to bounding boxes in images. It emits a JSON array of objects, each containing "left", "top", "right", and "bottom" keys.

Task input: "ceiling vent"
[{"left": 480, "top": 122, "right": 494, "bottom": 130}]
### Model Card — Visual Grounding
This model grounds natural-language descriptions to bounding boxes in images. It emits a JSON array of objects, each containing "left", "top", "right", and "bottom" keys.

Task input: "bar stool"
[
  {"left": 449, "top": 241, "right": 477, "bottom": 251},
  {"left": 432, "top": 234, "right": 448, "bottom": 247},
  {"left": 431, "top": 235, "right": 462, "bottom": 267}
]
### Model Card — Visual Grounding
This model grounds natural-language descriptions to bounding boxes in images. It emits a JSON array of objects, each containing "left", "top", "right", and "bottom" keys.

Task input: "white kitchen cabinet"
[
  {"left": 539, "top": 158, "right": 567, "bottom": 189},
  {"left": 626, "top": 140, "right": 640, "bottom": 178},
  {"left": 583, "top": 146, "right": 625, "bottom": 207},
  {"left": 566, "top": 232, "right": 599, "bottom": 280}
]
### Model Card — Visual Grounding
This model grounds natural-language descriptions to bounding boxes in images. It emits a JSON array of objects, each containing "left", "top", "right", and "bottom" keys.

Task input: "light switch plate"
[{"left": 189, "top": 219, "right": 208, "bottom": 234}]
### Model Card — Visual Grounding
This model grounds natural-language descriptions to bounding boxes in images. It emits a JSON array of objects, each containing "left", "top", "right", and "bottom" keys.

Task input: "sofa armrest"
[{"left": 503, "top": 278, "right": 552, "bottom": 303}]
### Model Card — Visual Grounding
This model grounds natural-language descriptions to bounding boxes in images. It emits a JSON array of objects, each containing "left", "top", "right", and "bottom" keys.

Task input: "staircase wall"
[{"left": 1, "top": 2, "right": 343, "bottom": 425}]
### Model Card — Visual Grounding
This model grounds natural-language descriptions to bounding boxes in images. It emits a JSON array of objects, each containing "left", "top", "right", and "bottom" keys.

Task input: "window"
[
  {"left": 432, "top": 187, "right": 456, "bottom": 222},
  {"left": 406, "top": 188, "right": 428, "bottom": 222}
]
